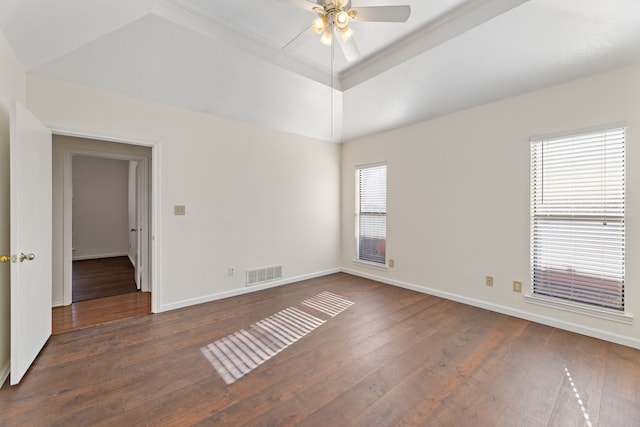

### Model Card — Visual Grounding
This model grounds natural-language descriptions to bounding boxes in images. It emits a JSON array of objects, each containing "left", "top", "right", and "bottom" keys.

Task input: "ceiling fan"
[{"left": 278, "top": 0, "right": 411, "bottom": 62}]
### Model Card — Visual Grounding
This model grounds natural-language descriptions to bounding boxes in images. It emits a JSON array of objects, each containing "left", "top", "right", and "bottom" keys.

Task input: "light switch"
[{"left": 174, "top": 205, "right": 186, "bottom": 216}]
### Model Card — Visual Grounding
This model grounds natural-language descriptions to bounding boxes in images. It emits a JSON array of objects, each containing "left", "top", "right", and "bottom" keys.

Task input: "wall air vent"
[{"left": 246, "top": 265, "right": 282, "bottom": 286}]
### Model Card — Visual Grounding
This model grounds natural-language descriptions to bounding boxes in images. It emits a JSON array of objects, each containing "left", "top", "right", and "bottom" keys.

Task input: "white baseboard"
[
  {"left": 342, "top": 268, "right": 640, "bottom": 350},
  {"left": 1, "top": 359, "right": 9, "bottom": 387},
  {"left": 72, "top": 252, "right": 128, "bottom": 261},
  {"left": 158, "top": 268, "right": 342, "bottom": 312},
  {"left": 52, "top": 299, "right": 64, "bottom": 308}
]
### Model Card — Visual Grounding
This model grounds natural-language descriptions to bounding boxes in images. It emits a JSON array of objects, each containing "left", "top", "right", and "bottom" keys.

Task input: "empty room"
[{"left": 1, "top": 0, "right": 640, "bottom": 425}]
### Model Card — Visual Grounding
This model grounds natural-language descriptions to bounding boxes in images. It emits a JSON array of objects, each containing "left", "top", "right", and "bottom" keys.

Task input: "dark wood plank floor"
[
  {"left": 52, "top": 292, "right": 151, "bottom": 335},
  {"left": 52, "top": 256, "right": 150, "bottom": 335},
  {"left": 2, "top": 273, "right": 639, "bottom": 426},
  {"left": 72, "top": 256, "right": 138, "bottom": 302}
]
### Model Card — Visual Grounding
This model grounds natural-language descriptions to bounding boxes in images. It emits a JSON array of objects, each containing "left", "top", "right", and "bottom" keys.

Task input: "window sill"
[
  {"left": 524, "top": 293, "right": 633, "bottom": 325},
  {"left": 352, "top": 259, "right": 389, "bottom": 272}
]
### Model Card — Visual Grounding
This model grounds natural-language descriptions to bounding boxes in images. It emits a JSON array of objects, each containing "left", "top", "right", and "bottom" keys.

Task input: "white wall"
[
  {"left": 72, "top": 156, "right": 129, "bottom": 260},
  {"left": 0, "top": 30, "right": 26, "bottom": 385},
  {"left": 0, "top": 38, "right": 638, "bottom": 392},
  {"left": 342, "top": 63, "right": 640, "bottom": 348},
  {"left": 29, "top": 75, "right": 341, "bottom": 312}
]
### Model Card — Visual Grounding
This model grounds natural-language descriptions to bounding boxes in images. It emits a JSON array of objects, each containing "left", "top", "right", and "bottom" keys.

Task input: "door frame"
[{"left": 53, "top": 129, "right": 161, "bottom": 313}]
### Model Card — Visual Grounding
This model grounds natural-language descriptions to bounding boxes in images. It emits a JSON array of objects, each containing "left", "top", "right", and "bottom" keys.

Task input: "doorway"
[
  {"left": 71, "top": 155, "right": 138, "bottom": 302},
  {"left": 51, "top": 135, "right": 154, "bottom": 333}
]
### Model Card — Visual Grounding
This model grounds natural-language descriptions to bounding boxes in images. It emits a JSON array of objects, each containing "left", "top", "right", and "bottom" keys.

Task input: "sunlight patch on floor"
[
  {"left": 201, "top": 292, "right": 354, "bottom": 384},
  {"left": 564, "top": 365, "right": 593, "bottom": 427}
]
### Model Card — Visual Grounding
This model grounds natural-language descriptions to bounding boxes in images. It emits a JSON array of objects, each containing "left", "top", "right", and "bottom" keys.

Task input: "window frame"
[
  {"left": 527, "top": 124, "right": 630, "bottom": 322},
  {"left": 354, "top": 162, "right": 387, "bottom": 267}
]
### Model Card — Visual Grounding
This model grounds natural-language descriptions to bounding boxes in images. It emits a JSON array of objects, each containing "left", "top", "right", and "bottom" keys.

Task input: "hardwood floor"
[
  {"left": 52, "top": 292, "right": 151, "bottom": 335},
  {"left": 72, "top": 256, "right": 138, "bottom": 302},
  {"left": 51, "top": 256, "right": 150, "bottom": 335},
  {"left": 2, "top": 273, "right": 639, "bottom": 426}
]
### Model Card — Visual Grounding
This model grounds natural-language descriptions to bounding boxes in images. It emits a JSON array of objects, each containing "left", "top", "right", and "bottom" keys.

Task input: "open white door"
[
  {"left": 135, "top": 159, "right": 147, "bottom": 291},
  {"left": 134, "top": 186, "right": 142, "bottom": 291},
  {"left": 9, "top": 100, "right": 52, "bottom": 385},
  {"left": 128, "top": 160, "right": 141, "bottom": 290}
]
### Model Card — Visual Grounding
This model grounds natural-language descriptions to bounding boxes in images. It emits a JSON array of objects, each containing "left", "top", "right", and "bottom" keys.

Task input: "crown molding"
[
  {"left": 339, "top": 0, "right": 530, "bottom": 90},
  {"left": 152, "top": 0, "right": 341, "bottom": 89},
  {"left": 153, "top": 0, "right": 530, "bottom": 92}
]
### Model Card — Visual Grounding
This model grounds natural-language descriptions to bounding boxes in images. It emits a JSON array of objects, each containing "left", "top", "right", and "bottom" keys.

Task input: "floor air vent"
[{"left": 246, "top": 265, "right": 282, "bottom": 286}]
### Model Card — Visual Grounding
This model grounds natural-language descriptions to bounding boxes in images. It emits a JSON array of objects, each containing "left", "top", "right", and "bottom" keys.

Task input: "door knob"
[
  {"left": 0, "top": 255, "right": 10, "bottom": 263},
  {"left": 130, "top": 228, "right": 137, "bottom": 232},
  {"left": 19, "top": 253, "right": 35, "bottom": 262}
]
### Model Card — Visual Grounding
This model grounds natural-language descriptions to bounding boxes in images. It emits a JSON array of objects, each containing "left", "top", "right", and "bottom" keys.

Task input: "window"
[
  {"left": 530, "top": 127, "right": 625, "bottom": 311},
  {"left": 356, "top": 163, "right": 387, "bottom": 264}
]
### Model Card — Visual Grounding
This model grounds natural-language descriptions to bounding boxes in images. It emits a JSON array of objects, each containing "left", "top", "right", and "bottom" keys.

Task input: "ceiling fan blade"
[
  {"left": 335, "top": 31, "right": 360, "bottom": 62},
  {"left": 273, "top": 0, "right": 322, "bottom": 13},
  {"left": 352, "top": 5, "right": 411, "bottom": 22},
  {"left": 282, "top": 25, "right": 316, "bottom": 52}
]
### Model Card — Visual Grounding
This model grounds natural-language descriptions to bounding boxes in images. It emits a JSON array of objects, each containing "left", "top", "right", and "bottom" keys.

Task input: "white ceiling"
[{"left": 1, "top": 0, "right": 639, "bottom": 142}]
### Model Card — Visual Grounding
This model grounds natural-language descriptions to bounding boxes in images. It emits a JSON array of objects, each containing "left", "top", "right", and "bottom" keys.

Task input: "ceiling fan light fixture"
[
  {"left": 320, "top": 26, "right": 333, "bottom": 46},
  {"left": 312, "top": 16, "right": 328, "bottom": 34},
  {"left": 335, "top": 10, "right": 350, "bottom": 29},
  {"left": 338, "top": 25, "right": 354, "bottom": 42}
]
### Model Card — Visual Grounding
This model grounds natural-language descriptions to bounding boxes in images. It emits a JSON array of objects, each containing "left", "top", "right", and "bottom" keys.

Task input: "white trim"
[
  {"left": 150, "top": 142, "right": 161, "bottom": 313},
  {"left": 529, "top": 121, "right": 628, "bottom": 142},
  {"left": 51, "top": 128, "right": 157, "bottom": 146},
  {"left": 158, "top": 268, "right": 341, "bottom": 312},
  {"left": 352, "top": 259, "right": 388, "bottom": 272},
  {"left": 62, "top": 150, "right": 72, "bottom": 306},
  {"left": 0, "top": 359, "right": 9, "bottom": 387},
  {"left": 72, "top": 252, "right": 129, "bottom": 261},
  {"left": 51, "top": 128, "right": 160, "bottom": 313},
  {"left": 524, "top": 293, "right": 633, "bottom": 325},
  {"left": 342, "top": 268, "right": 640, "bottom": 350},
  {"left": 355, "top": 160, "right": 387, "bottom": 170}
]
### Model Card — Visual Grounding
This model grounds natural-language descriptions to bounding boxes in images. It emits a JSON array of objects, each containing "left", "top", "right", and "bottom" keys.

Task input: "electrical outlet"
[
  {"left": 174, "top": 205, "right": 186, "bottom": 216},
  {"left": 486, "top": 276, "right": 494, "bottom": 287},
  {"left": 513, "top": 281, "right": 522, "bottom": 293},
  {"left": 228, "top": 266, "right": 236, "bottom": 276},
  {"left": 389, "top": 259, "right": 395, "bottom": 268}
]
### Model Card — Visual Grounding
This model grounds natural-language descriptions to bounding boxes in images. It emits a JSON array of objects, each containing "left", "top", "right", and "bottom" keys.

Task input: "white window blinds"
[
  {"left": 356, "top": 164, "right": 387, "bottom": 264},
  {"left": 530, "top": 127, "right": 625, "bottom": 310}
]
